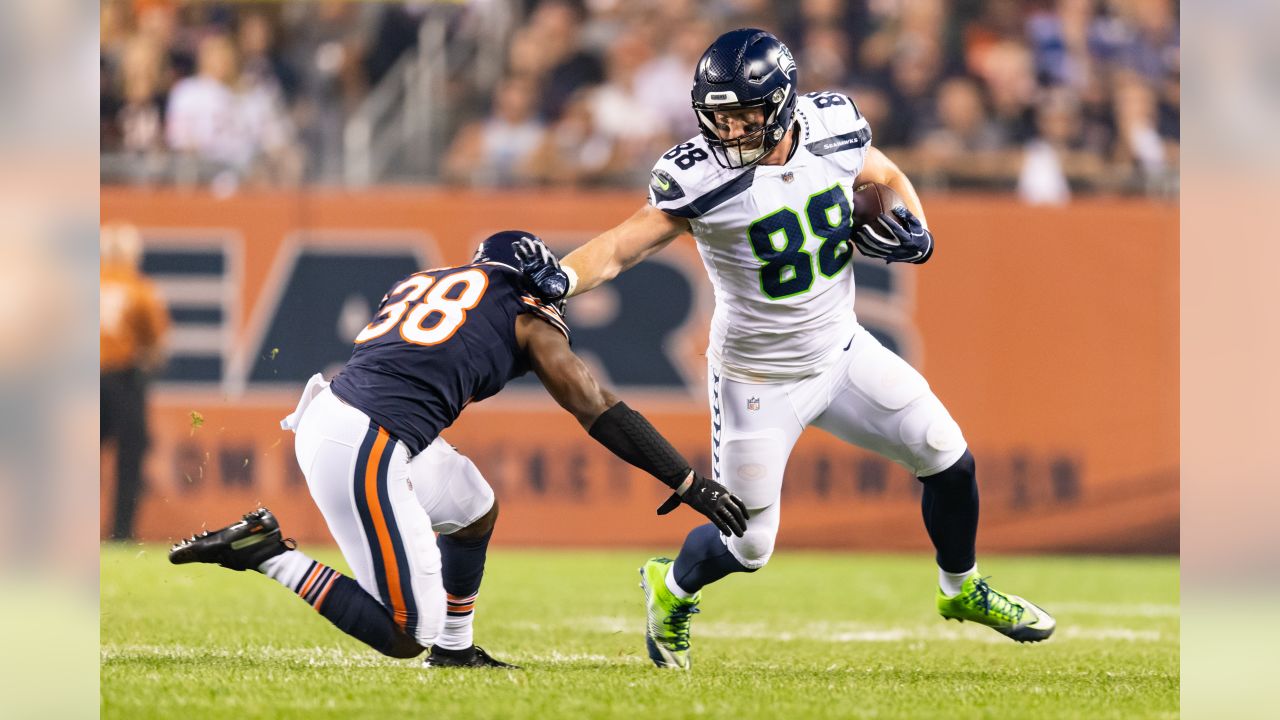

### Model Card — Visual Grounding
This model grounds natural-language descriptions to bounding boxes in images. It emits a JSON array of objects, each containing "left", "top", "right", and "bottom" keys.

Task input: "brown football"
[{"left": 851, "top": 182, "right": 905, "bottom": 228}]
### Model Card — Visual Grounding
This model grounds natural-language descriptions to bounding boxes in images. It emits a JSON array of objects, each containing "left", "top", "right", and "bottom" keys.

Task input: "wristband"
[{"left": 563, "top": 265, "right": 579, "bottom": 297}]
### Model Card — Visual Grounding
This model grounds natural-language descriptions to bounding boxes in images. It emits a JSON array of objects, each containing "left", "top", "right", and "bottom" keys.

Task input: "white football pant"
[
  {"left": 282, "top": 374, "right": 495, "bottom": 646},
  {"left": 709, "top": 329, "right": 967, "bottom": 569}
]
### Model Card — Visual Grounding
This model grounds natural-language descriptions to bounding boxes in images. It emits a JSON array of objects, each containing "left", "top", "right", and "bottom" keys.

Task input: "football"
[{"left": 851, "top": 182, "right": 906, "bottom": 228}]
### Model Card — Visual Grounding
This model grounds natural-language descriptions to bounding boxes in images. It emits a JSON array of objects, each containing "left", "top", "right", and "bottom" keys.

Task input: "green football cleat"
[
  {"left": 937, "top": 575, "right": 1056, "bottom": 643},
  {"left": 639, "top": 557, "right": 700, "bottom": 669}
]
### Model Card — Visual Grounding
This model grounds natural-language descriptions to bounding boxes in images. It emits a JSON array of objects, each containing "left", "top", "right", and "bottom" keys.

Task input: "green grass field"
[{"left": 101, "top": 546, "right": 1178, "bottom": 719}]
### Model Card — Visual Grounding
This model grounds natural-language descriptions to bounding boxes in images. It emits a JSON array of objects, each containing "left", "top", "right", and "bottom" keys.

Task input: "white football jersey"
[{"left": 648, "top": 92, "right": 872, "bottom": 381}]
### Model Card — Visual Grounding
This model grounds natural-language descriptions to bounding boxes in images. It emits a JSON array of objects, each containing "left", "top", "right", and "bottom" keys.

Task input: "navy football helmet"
[
  {"left": 473, "top": 230, "right": 568, "bottom": 312},
  {"left": 691, "top": 28, "right": 798, "bottom": 169},
  {"left": 473, "top": 230, "right": 540, "bottom": 270}
]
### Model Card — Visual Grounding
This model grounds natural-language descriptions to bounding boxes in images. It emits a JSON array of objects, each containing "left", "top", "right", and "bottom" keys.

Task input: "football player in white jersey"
[{"left": 520, "top": 28, "right": 1056, "bottom": 668}]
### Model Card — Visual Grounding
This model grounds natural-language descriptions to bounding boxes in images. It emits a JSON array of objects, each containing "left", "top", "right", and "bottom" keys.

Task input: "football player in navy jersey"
[{"left": 170, "top": 231, "right": 747, "bottom": 668}]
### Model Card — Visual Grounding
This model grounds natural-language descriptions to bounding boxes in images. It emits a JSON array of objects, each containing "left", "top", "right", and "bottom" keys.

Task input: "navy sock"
[
  {"left": 315, "top": 574, "right": 424, "bottom": 658},
  {"left": 671, "top": 523, "right": 754, "bottom": 594},
  {"left": 918, "top": 450, "right": 979, "bottom": 573},
  {"left": 436, "top": 527, "right": 493, "bottom": 649},
  {"left": 438, "top": 527, "right": 492, "bottom": 598}
]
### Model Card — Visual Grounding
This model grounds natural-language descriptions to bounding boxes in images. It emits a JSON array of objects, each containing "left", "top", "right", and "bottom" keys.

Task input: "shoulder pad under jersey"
[
  {"left": 648, "top": 135, "right": 758, "bottom": 220},
  {"left": 795, "top": 91, "right": 873, "bottom": 160}
]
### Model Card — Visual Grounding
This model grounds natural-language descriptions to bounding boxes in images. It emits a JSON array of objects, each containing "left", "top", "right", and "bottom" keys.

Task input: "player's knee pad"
[
  {"left": 897, "top": 396, "right": 967, "bottom": 477},
  {"left": 411, "top": 439, "right": 496, "bottom": 535},
  {"left": 719, "top": 431, "right": 788, "bottom": 510},
  {"left": 726, "top": 505, "right": 779, "bottom": 570},
  {"left": 728, "top": 527, "right": 776, "bottom": 570}
]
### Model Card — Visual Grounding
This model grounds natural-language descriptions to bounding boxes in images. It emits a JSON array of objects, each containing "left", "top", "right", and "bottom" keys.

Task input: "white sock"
[
  {"left": 665, "top": 565, "right": 695, "bottom": 600},
  {"left": 938, "top": 565, "right": 977, "bottom": 597},
  {"left": 260, "top": 549, "right": 343, "bottom": 609},
  {"left": 434, "top": 593, "right": 478, "bottom": 650},
  {"left": 259, "top": 548, "right": 314, "bottom": 588}
]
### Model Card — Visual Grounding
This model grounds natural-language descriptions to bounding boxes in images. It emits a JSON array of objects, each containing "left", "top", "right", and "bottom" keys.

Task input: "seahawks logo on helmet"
[
  {"left": 777, "top": 45, "right": 796, "bottom": 75},
  {"left": 649, "top": 169, "right": 686, "bottom": 203}
]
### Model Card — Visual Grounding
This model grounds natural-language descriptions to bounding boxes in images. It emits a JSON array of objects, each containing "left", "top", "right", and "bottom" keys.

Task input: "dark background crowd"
[{"left": 100, "top": 0, "right": 1178, "bottom": 202}]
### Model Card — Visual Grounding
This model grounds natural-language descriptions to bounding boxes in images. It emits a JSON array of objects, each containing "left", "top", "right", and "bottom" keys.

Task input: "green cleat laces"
[{"left": 937, "top": 574, "right": 1056, "bottom": 643}]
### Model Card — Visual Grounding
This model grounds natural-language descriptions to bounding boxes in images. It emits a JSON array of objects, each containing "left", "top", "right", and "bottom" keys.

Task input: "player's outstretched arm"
[
  {"left": 559, "top": 205, "right": 689, "bottom": 297},
  {"left": 517, "top": 315, "right": 748, "bottom": 536}
]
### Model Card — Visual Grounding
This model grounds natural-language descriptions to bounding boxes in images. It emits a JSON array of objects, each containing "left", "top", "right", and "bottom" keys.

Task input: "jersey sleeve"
[
  {"left": 647, "top": 137, "right": 753, "bottom": 220},
  {"left": 647, "top": 147, "right": 694, "bottom": 215},
  {"left": 518, "top": 294, "right": 570, "bottom": 340},
  {"left": 799, "top": 91, "right": 873, "bottom": 175}
]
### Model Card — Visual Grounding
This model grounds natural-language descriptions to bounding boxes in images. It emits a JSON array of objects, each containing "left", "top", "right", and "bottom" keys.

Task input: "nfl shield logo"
[
  {"left": 781, "top": 172, "right": 794, "bottom": 183},
  {"left": 747, "top": 397, "right": 760, "bottom": 411}
]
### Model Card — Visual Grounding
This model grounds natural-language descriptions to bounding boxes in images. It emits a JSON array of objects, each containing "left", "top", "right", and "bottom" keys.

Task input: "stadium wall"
[{"left": 100, "top": 188, "right": 1178, "bottom": 553}]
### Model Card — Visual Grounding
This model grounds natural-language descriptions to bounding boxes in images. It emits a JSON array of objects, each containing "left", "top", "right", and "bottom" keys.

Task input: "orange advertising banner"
[{"left": 101, "top": 188, "right": 1177, "bottom": 553}]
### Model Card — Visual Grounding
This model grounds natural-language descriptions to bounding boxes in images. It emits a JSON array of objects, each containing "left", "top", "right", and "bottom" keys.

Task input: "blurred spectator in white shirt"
[
  {"left": 116, "top": 36, "right": 166, "bottom": 153},
  {"left": 166, "top": 34, "right": 247, "bottom": 168},
  {"left": 443, "top": 75, "right": 546, "bottom": 187},
  {"left": 589, "top": 35, "right": 666, "bottom": 143},
  {"left": 632, "top": 20, "right": 714, "bottom": 139},
  {"left": 166, "top": 33, "right": 301, "bottom": 187},
  {"left": 1019, "top": 87, "right": 1103, "bottom": 204},
  {"left": 520, "top": 90, "right": 625, "bottom": 187}
]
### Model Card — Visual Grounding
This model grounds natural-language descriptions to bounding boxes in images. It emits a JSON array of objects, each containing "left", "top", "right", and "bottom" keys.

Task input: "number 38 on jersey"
[{"left": 355, "top": 268, "right": 489, "bottom": 346}]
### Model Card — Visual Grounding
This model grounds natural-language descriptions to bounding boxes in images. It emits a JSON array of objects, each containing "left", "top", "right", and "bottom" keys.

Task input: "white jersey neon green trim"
[{"left": 649, "top": 92, "right": 873, "bottom": 382}]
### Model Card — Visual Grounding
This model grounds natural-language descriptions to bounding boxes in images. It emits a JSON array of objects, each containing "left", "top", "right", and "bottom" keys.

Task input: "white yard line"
[
  {"left": 514, "top": 617, "right": 1170, "bottom": 644},
  {"left": 103, "top": 612, "right": 1172, "bottom": 668}
]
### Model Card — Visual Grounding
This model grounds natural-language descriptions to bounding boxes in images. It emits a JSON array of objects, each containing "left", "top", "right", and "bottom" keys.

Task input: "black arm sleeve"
[{"left": 587, "top": 401, "right": 691, "bottom": 489}]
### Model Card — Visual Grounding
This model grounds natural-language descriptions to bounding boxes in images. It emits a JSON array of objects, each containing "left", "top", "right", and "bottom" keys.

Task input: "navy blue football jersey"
[{"left": 329, "top": 262, "right": 569, "bottom": 454}]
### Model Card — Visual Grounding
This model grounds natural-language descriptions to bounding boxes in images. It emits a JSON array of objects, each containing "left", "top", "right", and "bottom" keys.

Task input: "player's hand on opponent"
[
  {"left": 656, "top": 473, "right": 749, "bottom": 537},
  {"left": 513, "top": 237, "right": 570, "bottom": 301},
  {"left": 852, "top": 206, "right": 934, "bottom": 264}
]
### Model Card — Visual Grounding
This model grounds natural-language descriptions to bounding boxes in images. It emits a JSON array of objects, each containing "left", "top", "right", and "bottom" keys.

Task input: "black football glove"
[
  {"left": 512, "top": 237, "right": 570, "bottom": 302},
  {"left": 656, "top": 474, "right": 749, "bottom": 537},
  {"left": 852, "top": 205, "right": 934, "bottom": 264}
]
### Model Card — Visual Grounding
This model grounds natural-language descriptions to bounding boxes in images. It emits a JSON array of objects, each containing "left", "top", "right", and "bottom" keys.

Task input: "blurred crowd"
[{"left": 101, "top": 0, "right": 1178, "bottom": 202}]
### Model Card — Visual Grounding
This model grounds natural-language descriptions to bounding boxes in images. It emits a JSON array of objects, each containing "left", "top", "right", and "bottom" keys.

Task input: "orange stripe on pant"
[{"left": 363, "top": 429, "right": 409, "bottom": 630}]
